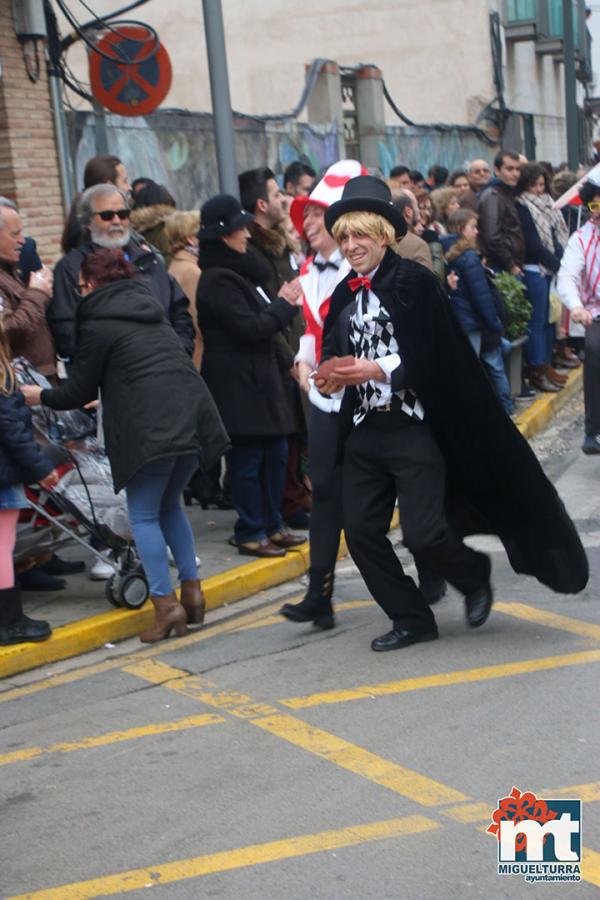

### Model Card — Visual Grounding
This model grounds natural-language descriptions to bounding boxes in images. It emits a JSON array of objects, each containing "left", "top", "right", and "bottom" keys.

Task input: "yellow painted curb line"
[
  {"left": 1, "top": 362, "right": 583, "bottom": 683},
  {"left": 515, "top": 366, "right": 582, "bottom": 439}
]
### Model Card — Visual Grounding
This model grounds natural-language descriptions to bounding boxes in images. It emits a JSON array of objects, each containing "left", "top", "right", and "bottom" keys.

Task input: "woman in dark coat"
[
  {"left": 0, "top": 320, "right": 58, "bottom": 646},
  {"left": 196, "top": 194, "right": 306, "bottom": 558},
  {"left": 516, "top": 162, "right": 570, "bottom": 393},
  {"left": 441, "top": 209, "right": 512, "bottom": 415},
  {"left": 22, "top": 248, "right": 229, "bottom": 644}
]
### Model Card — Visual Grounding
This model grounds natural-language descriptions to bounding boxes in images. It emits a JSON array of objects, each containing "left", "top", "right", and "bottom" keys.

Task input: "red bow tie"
[{"left": 348, "top": 276, "right": 371, "bottom": 293}]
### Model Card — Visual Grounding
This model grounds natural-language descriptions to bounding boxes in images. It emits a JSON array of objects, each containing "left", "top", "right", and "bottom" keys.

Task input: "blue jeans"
[
  {"left": 469, "top": 332, "right": 514, "bottom": 415},
  {"left": 229, "top": 436, "right": 287, "bottom": 543},
  {"left": 523, "top": 269, "right": 554, "bottom": 366},
  {"left": 126, "top": 454, "right": 199, "bottom": 597}
]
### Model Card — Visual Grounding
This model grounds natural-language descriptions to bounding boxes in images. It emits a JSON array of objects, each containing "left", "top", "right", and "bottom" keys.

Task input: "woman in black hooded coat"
[{"left": 23, "top": 248, "right": 229, "bottom": 644}]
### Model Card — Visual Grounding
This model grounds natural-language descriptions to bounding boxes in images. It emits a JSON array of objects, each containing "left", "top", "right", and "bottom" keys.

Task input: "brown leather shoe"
[
  {"left": 238, "top": 539, "right": 286, "bottom": 558},
  {"left": 179, "top": 579, "right": 205, "bottom": 625},
  {"left": 554, "top": 346, "right": 581, "bottom": 368},
  {"left": 530, "top": 371, "right": 561, "bottom": 393},
  {"left": 139, "top": 592, "right": 188, "bottom": 643},
  {"left": 546, "top": 366, "right": 568, "bottom": 386},
  {"left": 268, "top": 530, "right": 308, "bottom": 549}
]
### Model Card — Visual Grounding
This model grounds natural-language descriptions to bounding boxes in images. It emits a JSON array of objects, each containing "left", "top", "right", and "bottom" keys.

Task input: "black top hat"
[
  {"left": 198, "top": 194, "right": 254, "bottom": 241},
  {"left": 324, "top": 175, "right": 407, "bottom": 239}
]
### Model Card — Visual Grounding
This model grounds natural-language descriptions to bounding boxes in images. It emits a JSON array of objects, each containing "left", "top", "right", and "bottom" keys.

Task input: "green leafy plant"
[{"left": 492, "top": 272, "right": 532, "bottom": 342}]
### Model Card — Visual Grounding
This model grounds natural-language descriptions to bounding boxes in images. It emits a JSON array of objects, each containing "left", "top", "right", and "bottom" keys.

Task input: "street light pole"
[
  {"left": 563, "top": 0, "right": 580, "bottom": 168},
  {"left": 202, "top": 0, "right": 239, "bottom": 198}
]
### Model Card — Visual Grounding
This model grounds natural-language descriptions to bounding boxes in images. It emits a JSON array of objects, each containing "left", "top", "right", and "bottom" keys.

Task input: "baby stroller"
[{"left": 13, "top": 360, "right": 149, "bottom": 610}]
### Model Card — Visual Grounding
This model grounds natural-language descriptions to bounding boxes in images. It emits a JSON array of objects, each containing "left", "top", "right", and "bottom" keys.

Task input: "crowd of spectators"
[{"left": 0, "top": 146, "right": 595, "bottom": 646}]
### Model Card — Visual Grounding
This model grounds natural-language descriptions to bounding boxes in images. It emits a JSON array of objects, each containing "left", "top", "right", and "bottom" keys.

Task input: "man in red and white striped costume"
[
  {"left": 280, "top": 161, "right": 366, "bottom": 628},
  {"left": 558, "top": 175, "right": 600, "bottom": 454}
]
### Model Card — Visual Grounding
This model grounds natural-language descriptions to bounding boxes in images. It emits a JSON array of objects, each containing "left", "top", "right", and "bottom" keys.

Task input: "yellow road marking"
[
  {"left": 252, "top": 713, "right": 467, "bottom": 806},
  {"left": 495, "top": 601, "right": 600, "bottom": 642},
  {"left": 582, "top": 847, "right": 600, "bottom": 888},
  {"left": 441, "top": 802, "right": 492, "bottom": 824},
  {"left": 5, "top": 815, "right": 439, "bottom": 899},
  {"left": 0, "top": 597, "right": 293, "bottom": 705},
  {"left": 123, "top": 659, "right": 468, "bottom": 807},
  {"left": 545, "top": 781, "right": 600, "bottom": 802},
  {"left": 280, "top": 649, "right": 600, "bottom": 709},
  {"left": 0, "top": 713, "right": 224, "bottom": 767}
]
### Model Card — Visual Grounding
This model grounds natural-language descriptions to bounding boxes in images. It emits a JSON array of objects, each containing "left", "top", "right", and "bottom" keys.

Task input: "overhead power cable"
[{"left": 55, "top": 0, "right": 159, "bottom": 64}]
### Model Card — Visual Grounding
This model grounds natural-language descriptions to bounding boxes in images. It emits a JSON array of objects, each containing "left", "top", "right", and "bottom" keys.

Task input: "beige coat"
[
  {"left": 396, "top": 231, "right": 434, "bottom": 271},
  {"left": 168, "top": 250, "right": 203, "bottom": 369}
]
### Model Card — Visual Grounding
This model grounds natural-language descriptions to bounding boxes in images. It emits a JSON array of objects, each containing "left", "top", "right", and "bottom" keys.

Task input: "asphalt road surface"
[{"left": 1, "top": 402, "right": 599, "bottom": 899}]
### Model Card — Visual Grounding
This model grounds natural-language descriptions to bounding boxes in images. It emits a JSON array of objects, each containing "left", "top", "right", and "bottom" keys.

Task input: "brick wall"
[{"left": 0, "top": 0, "right": 64, "bottom": 263}]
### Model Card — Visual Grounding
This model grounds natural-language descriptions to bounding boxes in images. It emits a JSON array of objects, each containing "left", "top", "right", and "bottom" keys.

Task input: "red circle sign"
[{"left": 89, "top": 26, "right": 172, "bottom": 116}]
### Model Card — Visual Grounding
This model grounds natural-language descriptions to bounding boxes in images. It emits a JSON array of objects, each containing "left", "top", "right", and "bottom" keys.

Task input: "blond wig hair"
[
  {"left": 331, "top": 211, "right": 397, "bottom": 248},
  {"left": 164, "top": 211, "right": 201, "bottom": 255}
]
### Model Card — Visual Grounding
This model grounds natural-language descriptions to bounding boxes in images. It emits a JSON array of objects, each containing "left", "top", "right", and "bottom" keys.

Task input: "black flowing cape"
[{"left": 322, "top": 248, "right": 588, "bottom": 595}]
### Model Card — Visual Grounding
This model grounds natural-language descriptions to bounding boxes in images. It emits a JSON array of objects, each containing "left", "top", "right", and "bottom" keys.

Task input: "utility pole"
[
  {"left": 563, "top": 0, "right": 580, "bottom": 168},
  {"left": 202, "top": 0, "right": 239, "bottom": 197}
]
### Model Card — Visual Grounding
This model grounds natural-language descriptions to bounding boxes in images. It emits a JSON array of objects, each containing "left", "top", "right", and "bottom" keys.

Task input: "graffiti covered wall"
[{"left": 66, "top": 110, "right": 339, "bottom": 208}]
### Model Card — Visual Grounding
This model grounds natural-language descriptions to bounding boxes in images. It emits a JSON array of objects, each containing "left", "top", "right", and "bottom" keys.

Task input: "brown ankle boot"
[
  {"left": 139, "top": 592, "right": 188, "bottom": 643},
  {"left": 179, "top": 579, "right": 206, "bottom": 625}
]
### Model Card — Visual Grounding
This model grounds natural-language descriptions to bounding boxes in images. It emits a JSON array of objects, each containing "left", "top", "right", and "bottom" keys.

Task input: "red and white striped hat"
[{"left": 290, "top": 159, "right": 367, "bottom": 239}]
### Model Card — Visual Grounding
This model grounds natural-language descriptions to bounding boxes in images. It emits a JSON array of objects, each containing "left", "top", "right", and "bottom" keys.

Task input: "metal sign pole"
[
  {"left": 202, "top": 0, "right": 239, "bottom": 198},
  {"left": 563, "top": 0, "right": 580, "bottom": 169}
]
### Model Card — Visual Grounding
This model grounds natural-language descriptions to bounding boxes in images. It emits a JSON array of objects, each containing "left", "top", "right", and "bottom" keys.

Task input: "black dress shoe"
[
  {"left": 40, "top": 554, "right": 85, "bottom": 576},
  {"left": 0, "top": 614, "right": 52, "bottom": 645},
  {"left": 280, "top": 597, "right": 335, "bottom": 630},
  {"left": 465, "top": 581, "right": 494, "bottom": 628},
  {"left": 371, "top": 626, "right": 439, "bottom": 652},
  {"left": 19, "top": 567, "right": 66, "bottom": 592}
]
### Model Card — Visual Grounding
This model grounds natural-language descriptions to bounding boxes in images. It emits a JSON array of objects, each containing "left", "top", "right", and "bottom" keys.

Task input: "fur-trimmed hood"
[
  {"left": 248, "top": 221, "right": 289, "bottom": 258},
  {"left": 442, "top": 234, "right": 479, "bottom": 263},
  {"left": 130, "top": 204, "right": 175, "bottom": 235}
]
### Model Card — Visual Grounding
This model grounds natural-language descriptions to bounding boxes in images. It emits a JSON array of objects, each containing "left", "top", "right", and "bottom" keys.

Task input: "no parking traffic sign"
[{"left": 89, "top": 26, "right": 172, "bottom": 116}]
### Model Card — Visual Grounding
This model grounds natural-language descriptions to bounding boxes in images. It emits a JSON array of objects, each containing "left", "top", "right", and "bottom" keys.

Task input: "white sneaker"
[
  {"left": 89, "top": 551, "right": 114, "bottom": 581},
  {"left": 168, "top": 548, "right": 201, "bottom": 567}
]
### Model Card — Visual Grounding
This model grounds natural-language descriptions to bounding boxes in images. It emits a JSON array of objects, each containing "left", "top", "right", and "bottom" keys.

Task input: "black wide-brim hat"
[
  {"left": 198, "top": 193, "right": 254, "bottom": 242},
  {"left": 324, "top": 175, "right": 407, "bottom": 239}
]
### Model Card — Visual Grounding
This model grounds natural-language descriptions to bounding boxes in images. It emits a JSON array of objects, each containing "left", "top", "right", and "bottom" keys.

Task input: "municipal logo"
[{"left": 487, "top": 786, "right": 581, "bottom": 883}]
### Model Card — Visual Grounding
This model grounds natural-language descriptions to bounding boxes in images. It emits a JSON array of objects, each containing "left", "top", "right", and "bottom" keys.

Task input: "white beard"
[{"left": 90, "top": 223, "right": 130, "bottom": 249}]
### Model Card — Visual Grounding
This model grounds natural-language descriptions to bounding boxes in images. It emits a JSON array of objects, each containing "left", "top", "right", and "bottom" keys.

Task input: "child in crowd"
[
  {"left": 0, "top": 321, "right": 58, "bottom": 645},
  {"left": 442, "top": 209, "right": 513, "bottom": 415}
]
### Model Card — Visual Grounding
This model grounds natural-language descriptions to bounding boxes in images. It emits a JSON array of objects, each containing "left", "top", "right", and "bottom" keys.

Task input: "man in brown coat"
[
  {"left": 0, "top": 198, "right": 55, "bottom": 377},
  {"left": 477, "top": 150, "right": 525, "bottom": 276},
  {"left": 391, "top": 190, "right": 434, "bottom": 271}
]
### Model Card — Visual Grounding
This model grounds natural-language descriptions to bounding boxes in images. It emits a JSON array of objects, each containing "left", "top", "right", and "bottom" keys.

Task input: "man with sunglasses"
[
  {"left": 48, "top": 184, "right": 194, "bottom": 362},
  {"left": 557, "top": 175, "right": 600, "bottom": 454}
]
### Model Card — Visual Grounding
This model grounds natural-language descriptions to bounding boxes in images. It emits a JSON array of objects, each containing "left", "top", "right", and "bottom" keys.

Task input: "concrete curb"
[
  {"left": 0, "top": 368, "right": 583, "bottom": 680},
  {"left": 514, "top": 366, "right": 582, "bottom": 439}
]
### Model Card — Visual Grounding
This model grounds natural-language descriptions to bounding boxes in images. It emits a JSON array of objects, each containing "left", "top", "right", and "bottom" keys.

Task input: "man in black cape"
[{"left": 316, "top": 175, "right": 588, "bottom": 652}]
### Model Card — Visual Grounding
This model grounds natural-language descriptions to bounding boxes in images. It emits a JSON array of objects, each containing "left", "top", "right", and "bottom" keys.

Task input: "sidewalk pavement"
[{"left": 0, "top": 367, "right": 583, "bottom": 679}]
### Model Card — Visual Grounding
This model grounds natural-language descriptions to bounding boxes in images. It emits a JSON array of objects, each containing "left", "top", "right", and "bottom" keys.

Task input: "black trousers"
[
  {"left": 307, "top": 405, "right": 343, "bottom": 573},
  {"left": 584, "top": 321, "right": 600, "bottom": 435},
  {"left": 342, "top": 412, "right": 489, "bottom": 631}
]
